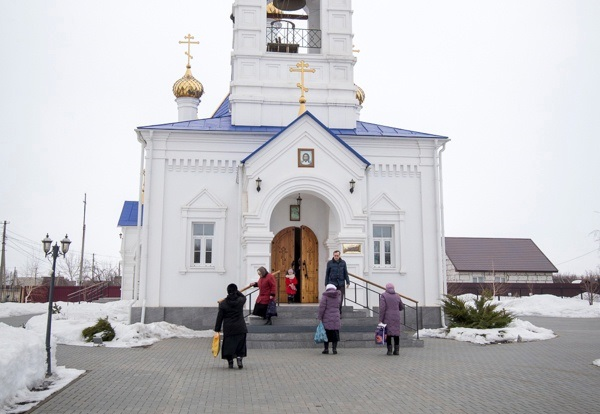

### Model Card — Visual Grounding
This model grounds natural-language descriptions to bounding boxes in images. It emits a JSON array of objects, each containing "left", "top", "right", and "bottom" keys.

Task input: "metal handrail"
[
  {"left": 66, "top": 281, "right": 110, "bottom": 303},
  {"left": 218, "top": 271, "right": 281, "bottom": 318},
  {"left": 347, "top": 272, "right": 421, "bottom": 339},
  {"left": 266, "top": 26, "right": 322, "bottom": 50}
]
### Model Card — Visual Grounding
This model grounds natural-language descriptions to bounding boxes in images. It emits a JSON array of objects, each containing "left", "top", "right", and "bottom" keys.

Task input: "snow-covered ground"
[
  {"left": 419, "top": 293, "right": 600, "bottom": 345},
  {"left": 0, "top": 295, "right": 599, "bottom": 413},
  {"left": 0, "top": 300, "right": 213, "bottom": 413}
]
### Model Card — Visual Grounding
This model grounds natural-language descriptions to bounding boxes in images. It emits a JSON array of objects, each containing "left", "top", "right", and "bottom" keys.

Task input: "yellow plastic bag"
[{"left": 211, "top": 332, "right": 221, "bottom": 357}]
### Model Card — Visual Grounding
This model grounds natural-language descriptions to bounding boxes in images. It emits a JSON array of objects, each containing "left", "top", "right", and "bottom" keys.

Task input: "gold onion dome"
[
  {"left": 173, "top": 65, "right": 204, "bottom": 99},
  {"left": 355, "top": 84, "right": 365, "bottom": 105}
]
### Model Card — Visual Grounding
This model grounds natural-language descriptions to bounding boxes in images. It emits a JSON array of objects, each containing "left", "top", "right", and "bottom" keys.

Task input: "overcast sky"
[{"left": 1, "top": 0, "right": 599, "bottom": 278}]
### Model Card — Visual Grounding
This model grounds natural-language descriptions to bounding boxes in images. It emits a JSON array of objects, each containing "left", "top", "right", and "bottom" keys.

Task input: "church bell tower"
[{"left": 229, "top": 0, "right": 359, "bottom": 128}]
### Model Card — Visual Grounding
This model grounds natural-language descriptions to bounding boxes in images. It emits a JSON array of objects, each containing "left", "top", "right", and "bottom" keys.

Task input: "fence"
[
  {"left": 12, "top": 285, "right": 121, "bottom": 303},
  {"left": 447, "top": 282, "right": 585, "bottom": 299}
]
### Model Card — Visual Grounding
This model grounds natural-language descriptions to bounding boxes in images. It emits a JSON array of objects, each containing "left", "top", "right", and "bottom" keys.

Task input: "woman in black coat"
[{"left": 214, "top": 283, "right": 248, "bottom": 369}]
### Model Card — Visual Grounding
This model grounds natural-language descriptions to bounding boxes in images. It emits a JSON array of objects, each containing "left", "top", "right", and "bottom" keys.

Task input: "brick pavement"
[{"left": 20, "top": 317, "right": 600, "bottom": 413}]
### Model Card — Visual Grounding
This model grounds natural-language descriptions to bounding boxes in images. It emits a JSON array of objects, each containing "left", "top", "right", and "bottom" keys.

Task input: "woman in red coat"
[{"left": 251, "top": 266, "right": 277, "bottom": 325}]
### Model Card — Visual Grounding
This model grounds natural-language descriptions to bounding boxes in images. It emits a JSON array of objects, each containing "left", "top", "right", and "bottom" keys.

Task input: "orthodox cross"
[
  {"left": 289, "top": 60, "right": 316, "bottom": 115},
  {"left": 179, "top": 34, "right": 199, "bottom": 67}
]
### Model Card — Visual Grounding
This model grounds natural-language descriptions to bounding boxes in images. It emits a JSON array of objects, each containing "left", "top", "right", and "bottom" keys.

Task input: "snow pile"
[
  {"left": 494, "top": 294, "right": 600, "bottom": 318},
  {"left": 419, "top": 318, "right": 556, "bottom": 345}
]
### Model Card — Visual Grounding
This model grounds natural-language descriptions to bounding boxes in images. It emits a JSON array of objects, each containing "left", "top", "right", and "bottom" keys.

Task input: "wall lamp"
[
  {"left": 296, "top": 194, "right": 302, "bottom": 205},
  {"left": 256, "top": 177, "right": 262, "bottom": 192},
  {"left": 349, "top": 179, "right": 355, "bottom": 194}
]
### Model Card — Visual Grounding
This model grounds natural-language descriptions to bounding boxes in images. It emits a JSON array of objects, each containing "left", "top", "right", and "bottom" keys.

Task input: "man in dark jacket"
[{"left": 325, "top": 250, "right": 350, "bottom": 314}]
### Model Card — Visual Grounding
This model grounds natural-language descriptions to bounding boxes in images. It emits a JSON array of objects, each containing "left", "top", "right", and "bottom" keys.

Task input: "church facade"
[{"left": 119, "top": 0, "right": 449, "bottom": 329}]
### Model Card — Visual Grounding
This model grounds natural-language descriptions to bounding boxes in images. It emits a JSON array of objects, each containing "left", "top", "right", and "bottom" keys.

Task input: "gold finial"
[
  {"left": 352, "top": 44, "right": 360, "bottom": 54},
  {"left": 289, "top": 60, "right": 316, "bottom": 115},
  {"left": 179, "top": 33, "right": 199, "bottom": 67}
]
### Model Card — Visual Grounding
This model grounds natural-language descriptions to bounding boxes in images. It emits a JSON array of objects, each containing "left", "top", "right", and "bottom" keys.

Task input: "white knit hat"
[{"left": 325, "top": 284, "right": 336, "bottom": 291}]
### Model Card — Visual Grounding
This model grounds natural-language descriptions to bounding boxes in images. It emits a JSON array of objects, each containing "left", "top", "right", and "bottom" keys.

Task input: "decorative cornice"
[
  {"left": 167, "top": 159, "right": 238, "bottom": 173},
  {"left": 369, "top": 163, "right": 420, "bottom": 178}
]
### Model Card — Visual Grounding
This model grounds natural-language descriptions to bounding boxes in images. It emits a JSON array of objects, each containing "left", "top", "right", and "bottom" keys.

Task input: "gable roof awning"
[
  {"left": 445, "top": 237, "right": 558, "bottom": 273},
  {"left": 118, "top": 201, "right": 141, "bottom": 227},
  {"left": 240, "top": 110, "right": 370, "bottom": 165}
]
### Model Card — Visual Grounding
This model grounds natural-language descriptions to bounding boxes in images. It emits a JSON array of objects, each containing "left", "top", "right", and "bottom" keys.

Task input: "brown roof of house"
[{"left": 445, "top": 237, "right": 558, "bottom": 273}]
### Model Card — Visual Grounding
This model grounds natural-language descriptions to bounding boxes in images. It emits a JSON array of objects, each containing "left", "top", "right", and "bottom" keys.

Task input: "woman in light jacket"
[
  {"left": 318, "top": 284, "right": 342, "bottom": 354},
  {"left": 251, "top": 266, "right": 277, "bottom": 325},
  {"left": 379, "top": 282, "right": 405, "bottom": 355}
]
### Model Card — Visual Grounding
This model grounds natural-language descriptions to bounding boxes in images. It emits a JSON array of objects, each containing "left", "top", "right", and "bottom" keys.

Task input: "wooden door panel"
[
  {"left": 271, "top": 227, "right": 295, "bottom": 302},
  {"left": 301, "top": 226, "right": 319, "bottom": 303}
]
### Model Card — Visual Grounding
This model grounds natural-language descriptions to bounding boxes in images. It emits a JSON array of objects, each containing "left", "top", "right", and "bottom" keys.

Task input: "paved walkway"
[{"left": 14, "top": 317, "right": 600, "bottom": 413}]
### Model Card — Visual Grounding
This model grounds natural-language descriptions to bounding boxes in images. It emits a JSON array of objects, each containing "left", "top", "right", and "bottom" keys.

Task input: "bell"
[{"left": 272, "top": 0, "right": 306, "bottom": 11}]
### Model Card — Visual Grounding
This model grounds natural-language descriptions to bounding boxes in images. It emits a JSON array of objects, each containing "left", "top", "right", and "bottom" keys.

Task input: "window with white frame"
[
  {"left": 192, "top": 223, "right": 214, "bottom": 266},
  {"left": 373, "top": 225, "right": 393, "bottom": 267}
]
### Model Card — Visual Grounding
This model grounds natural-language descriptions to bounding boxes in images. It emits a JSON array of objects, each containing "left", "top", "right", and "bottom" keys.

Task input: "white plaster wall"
[
  {"left": 119, "top": 226, "right": 139, "bottom": 300},
  {"left": 135, "top": 120, "right": 445, "bottom": 308},
  {"left": 230, "top": 0, "right": 358, "bottom": 128}
]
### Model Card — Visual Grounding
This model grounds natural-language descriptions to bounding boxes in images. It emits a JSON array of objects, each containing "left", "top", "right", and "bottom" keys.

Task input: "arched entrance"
[{"left": 271, "top": 225, "right": 319, "bottom": 303}]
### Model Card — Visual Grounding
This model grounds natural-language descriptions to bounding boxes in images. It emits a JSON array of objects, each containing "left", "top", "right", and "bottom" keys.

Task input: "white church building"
[{"left": 118, "top": 0, "right": 449, "bottom": 329}]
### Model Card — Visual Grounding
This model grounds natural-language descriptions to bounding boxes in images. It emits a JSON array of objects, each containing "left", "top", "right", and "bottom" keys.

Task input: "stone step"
[
  {"left": 247, "top": 316, "right": 379, "bottom": 326},
  {"left": 243, "top": 304, "right": 424, "bottom": 349},
  {"left": 247, "top": 332, "right": 423, "bottom": 349}
]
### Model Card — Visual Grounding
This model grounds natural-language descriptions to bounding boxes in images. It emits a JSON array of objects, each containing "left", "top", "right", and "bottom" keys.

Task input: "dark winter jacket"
[
  {"left": 318, "top": 288, "right": 342, "bottom": 330},
  {"left": 379, "top": 287, "right": 405, "bottom": 336},
  {"left": 325, "top": 258, "right": 349, "bottom": 287},
  {"left": 255, "top": 272, "right": 277, "bottom": 305},
  {"left": 214, "top": 291, "right": 248, "bottom": 336}
]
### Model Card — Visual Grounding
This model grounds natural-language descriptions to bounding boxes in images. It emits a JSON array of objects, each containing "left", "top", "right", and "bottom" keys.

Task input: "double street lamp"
[{"left": 41, "top": 233, "right": 71, "bottom": 377}]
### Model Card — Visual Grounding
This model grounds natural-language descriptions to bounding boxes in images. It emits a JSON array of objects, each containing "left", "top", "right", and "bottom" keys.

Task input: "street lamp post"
[{"left": 41, "top": 233, "right": 71, "bottom": 377}]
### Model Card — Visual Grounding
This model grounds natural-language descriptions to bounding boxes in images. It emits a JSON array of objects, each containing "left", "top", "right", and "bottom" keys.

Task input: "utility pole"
[
  {"left": 79, "top": 194, "right": 87, "bottom": 285},
  {"left": 0, "top": 221, "right": 8, "bottom": 302}
]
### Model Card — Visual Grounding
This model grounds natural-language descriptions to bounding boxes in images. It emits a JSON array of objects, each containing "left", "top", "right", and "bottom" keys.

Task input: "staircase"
[{"left": 246, "top": 304, "right": 424, "bottom": 349}]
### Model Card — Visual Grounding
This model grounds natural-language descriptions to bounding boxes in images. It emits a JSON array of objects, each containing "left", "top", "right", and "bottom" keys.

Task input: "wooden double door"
[{"left": 271, "top": 226, "right": 319, "bottom": 303}]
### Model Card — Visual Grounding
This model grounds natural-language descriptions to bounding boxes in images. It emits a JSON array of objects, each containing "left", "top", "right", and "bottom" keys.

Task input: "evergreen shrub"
[
  {"left": 82, "top": 317, "right": 116, "bottom": 342},
  {"left": 442, "top": 291, "right": 514, "bottom": 329}
]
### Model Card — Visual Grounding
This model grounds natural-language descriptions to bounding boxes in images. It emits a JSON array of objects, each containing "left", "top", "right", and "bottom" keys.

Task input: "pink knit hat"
[{"left": 385, "top": 283, "right": 395, "bottom": 290}]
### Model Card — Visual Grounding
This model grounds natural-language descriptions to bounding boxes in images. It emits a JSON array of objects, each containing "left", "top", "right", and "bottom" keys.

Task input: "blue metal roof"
[
  {"left": 138, "top": 95, "right": 447, "bottom": 140},
  {"left": 118, "top": 201, "right": 141, "bottom": 227},
  {"left": 241, "top": 111, "right": 370, "bottom": 166}
]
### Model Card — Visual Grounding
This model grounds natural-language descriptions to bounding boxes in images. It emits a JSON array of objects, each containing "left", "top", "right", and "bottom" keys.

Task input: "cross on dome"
[
  {"left": 179, "top": 33, "right": 199, "bottom": 68},
  {"left": 289, "top": 60, "right": 316, "bottom": 115}
]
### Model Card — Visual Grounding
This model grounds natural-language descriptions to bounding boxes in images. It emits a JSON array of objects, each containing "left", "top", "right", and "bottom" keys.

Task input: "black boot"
[
  {"left": 228, "top": 359, "right": 234, "bottom": 369},
  {"left": 236, "top": 357, "right": 243, "bottom": 369},
  {"left": 387, "top": 344, "right": 393, "bottom": 356},
  {"left": 393, "top": 345, "right": 399, "bottom": 355},
  {"left": 332, "top": 342, "right": 338, "bottom": 355},
  {"left": 264, "top": 317, "right": 272, "bottom": 325},
  {"left": 322, "top": 343, "right": 329, "bottom": 354}
]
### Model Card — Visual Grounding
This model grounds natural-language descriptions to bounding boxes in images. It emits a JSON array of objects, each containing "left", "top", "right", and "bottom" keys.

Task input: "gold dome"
[
  {"left": 355, "top": 84, "right": 365, "bottom": 105},
  {"left": 172, "top": 65, "right": 204, "bottom": 99}
]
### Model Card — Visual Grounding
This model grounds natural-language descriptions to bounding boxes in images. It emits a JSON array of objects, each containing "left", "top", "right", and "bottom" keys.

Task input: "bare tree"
[
  {"left": 24, "top": 285, "right": 46, "bottom": 303},
  {"left": 581, "top": 268, "right": 600, "bottom": 305},
  {"left": 93, "top": 260, "right": 119, "bottom": 284},
  {"left": 553, "top": 272, "right": 578, "bottom": 283},
  {"left": 57, "top": 254, "right": 89, "bottom": 284}
]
